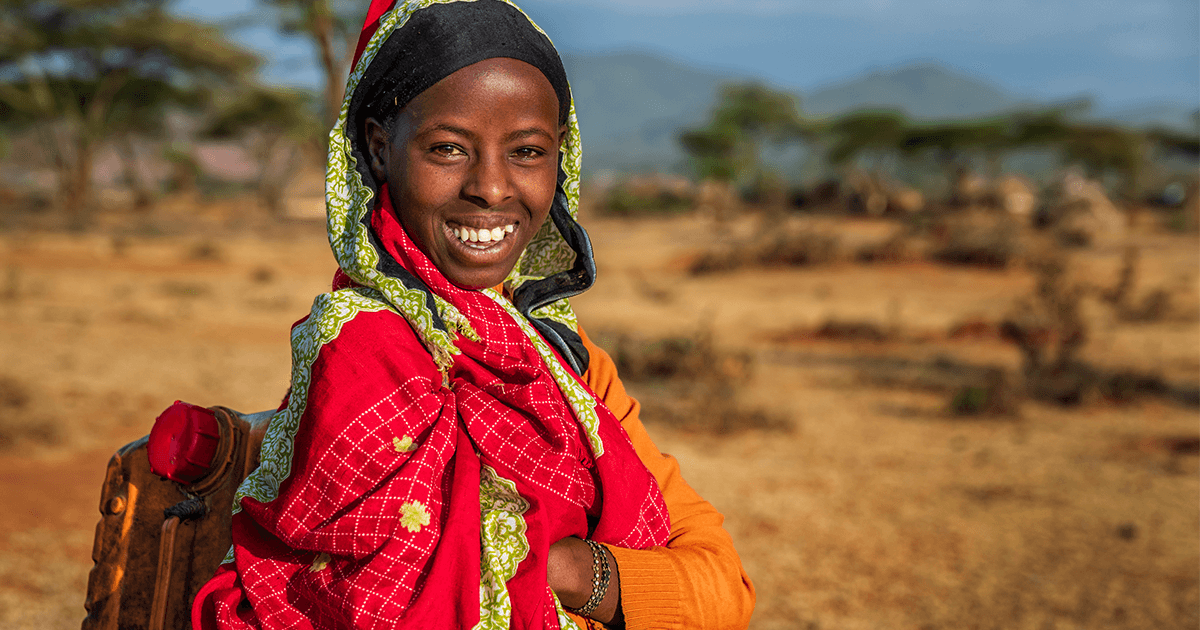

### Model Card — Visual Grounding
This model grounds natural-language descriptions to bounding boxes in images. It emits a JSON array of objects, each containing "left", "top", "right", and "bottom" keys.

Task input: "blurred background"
[{"left": 1, "top": 0, "right": 1198, "bottom": 628}]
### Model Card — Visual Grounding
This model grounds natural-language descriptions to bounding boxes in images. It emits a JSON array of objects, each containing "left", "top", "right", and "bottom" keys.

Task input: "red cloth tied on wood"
[{"left": 192, "top": 188, "right": 670, "bottom": 629}]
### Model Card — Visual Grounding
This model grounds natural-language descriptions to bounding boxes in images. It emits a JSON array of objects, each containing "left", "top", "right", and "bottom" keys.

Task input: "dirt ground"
[{"left": 0, "top": 203, "right": 1197, "bottom": 629}]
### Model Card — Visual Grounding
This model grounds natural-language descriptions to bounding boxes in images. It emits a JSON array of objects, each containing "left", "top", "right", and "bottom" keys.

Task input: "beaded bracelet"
[{"left": 570, "top": 538, "right": 611, "bottom": 618}]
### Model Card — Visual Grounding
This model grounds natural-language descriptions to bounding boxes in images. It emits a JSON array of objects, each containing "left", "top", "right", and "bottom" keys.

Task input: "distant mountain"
[
  {"left": 561, "top": 54, "right": 1197, "bottom": 174},
  {"left": 802, "top": 62, "right": 1027, "bottom": 120},
  {"left": 562, "top": 52, "right": 747, "bottom": 173}
]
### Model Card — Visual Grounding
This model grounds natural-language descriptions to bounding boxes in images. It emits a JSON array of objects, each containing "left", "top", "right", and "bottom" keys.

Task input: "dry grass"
[
  {"left": 574, "top": 211, "right": 1198, "bottom": 629},
  {"left": 0, "top": 375, "right": 63, "bottom": 450},
  {"left": 1103, "top": 246, "right": 1186, "bottom": 324},
  {"left": 689, "top": 228, "right": 845, "bottom": 274},
  {"left": 687, "top": 209, "right": 1027, "bottom": 275},
  {"left": 0, "top": 200, "right": 1196, "bottom": 629},
  {"left": 999, "top": 245, "right": 1200, "bottom": 408},
  {"left": 591, "top": 327, "right": 791, "bottom": 434},
  {"left": 912, "top": 512, "right": 1199, "bottom": 630},
  {"left": 929, "top": 210, "right": 1023, "bottom": 269},
  {"left": 687, "top": 227, "right": 928, "bottom": 275}
]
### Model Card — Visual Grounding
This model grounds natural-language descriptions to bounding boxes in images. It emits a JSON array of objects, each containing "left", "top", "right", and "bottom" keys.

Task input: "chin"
[{"left": 443, "top": 266, "right": 512, "bottom": 291}]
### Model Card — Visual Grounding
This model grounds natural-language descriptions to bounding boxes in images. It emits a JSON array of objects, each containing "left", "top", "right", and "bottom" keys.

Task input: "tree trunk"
[
  {"left": 65, "top": 139, "right": 94, "bottom": 229},
  {"left": 118, "top": 135, "right": 155, "bottom": 211},
  {"left": 312, "top": 7, "right": 344, "bottom": 128},
  {"left": 255, "top": 134, "right": 299, "bottom": 218}
]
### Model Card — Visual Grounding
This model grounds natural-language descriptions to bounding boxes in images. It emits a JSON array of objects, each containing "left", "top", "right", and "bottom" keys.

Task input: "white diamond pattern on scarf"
[{"left": 225, "top": 3, "right": 607, "bottom": 627}]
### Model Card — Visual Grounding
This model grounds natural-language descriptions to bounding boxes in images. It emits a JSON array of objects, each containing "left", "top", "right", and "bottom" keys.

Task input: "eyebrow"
[
  {"left": 423, "top": 123, "right": 474, "bottom": 139},
  {"left": 503, "top": 127, "right": 555, "bottom": 143},
  {"left": 418, "top": 124, "right": 554, "bottom": 144}
]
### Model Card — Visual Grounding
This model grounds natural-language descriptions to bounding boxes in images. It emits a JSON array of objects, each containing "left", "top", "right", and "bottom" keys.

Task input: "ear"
[{"left": 364, "top": 117, "right": 390, "bottom": 183}]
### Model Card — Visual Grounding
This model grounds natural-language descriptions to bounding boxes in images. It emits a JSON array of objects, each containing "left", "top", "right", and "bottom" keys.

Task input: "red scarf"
[{"left": 193, "top": 190, "right": 670, "bottom": 629}]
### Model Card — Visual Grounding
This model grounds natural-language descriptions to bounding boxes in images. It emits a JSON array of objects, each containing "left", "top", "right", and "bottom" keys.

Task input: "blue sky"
[{"left": 175, "top": 0, "right": 1200, "bottom": 110}]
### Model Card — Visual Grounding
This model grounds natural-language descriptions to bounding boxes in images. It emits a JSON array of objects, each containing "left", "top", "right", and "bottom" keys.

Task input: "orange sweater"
[{"left": 573, "top": 328, "right": 755, "bottom": 629}]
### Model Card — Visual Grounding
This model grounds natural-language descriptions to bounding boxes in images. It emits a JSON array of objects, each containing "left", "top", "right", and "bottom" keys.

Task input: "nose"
[{"left": 461, "top": 151, "right": 514, "bottom": 209}]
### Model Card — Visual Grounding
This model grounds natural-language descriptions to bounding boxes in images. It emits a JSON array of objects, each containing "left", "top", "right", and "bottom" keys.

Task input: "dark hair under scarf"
[{"left": 343, "top": 0, "right": 594, "bottom": 375}]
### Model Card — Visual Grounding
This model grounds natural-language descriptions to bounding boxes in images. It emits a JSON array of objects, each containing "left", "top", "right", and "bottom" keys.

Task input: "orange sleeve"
[{"left": 578, "top": 327, "right": 755, "bottom": 630}]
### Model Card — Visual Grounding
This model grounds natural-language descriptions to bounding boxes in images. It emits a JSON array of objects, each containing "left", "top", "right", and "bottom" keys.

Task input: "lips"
[{"left": 441, "top": 218, "right": 523, "bottom": 260}]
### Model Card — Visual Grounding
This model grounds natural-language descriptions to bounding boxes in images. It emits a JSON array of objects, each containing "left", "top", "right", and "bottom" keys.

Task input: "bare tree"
[{"left": 260, "top": 0, "right": 361, "bottom": 127}]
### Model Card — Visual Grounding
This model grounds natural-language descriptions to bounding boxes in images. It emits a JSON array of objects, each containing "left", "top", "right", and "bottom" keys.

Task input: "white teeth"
[{"left": 451, "top": 224, "right": 515, "bottom": 246}]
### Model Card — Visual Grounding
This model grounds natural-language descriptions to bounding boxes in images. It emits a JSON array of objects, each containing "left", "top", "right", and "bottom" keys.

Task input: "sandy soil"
[{"left": 0, "top": 207, "right": 1196, "bottom": 629}]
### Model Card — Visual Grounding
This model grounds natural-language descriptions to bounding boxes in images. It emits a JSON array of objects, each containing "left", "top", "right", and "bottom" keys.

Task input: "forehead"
[{"left": 398, "top": 57, "right": 560, "bottom": 130}]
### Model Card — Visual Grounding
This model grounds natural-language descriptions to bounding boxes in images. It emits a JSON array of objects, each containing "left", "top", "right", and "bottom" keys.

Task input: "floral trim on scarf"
[
  {"left": 235, "top": 288, "right": 392, "bottom": 507},
  {"left": 476, "top": 464, "right": 530, "bottom": 630}
]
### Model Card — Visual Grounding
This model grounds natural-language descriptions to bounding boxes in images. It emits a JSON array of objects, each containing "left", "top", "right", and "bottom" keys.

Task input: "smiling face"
[{"left": 365, "top": 57, "right": 565, "bottom": 290}]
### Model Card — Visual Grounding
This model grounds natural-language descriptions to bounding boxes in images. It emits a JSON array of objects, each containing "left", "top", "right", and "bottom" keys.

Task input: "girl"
[{"left": 193, "top": 1, "right": 754, "bottom": 627}]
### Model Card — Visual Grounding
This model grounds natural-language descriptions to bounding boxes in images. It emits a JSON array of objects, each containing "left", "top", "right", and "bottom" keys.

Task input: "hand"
[{"left": 547, "top": 536, "right": 623, "bottom": 627}]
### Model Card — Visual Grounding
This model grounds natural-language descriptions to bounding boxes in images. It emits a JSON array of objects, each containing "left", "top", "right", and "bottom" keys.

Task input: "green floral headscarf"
[{"left": 326, "top": 0, "right": 592, "bottom": 375}]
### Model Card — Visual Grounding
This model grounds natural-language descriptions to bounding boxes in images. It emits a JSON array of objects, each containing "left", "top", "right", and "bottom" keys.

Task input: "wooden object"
[{"left": 82, "top": 407, "right": 272, "bottom": 630}]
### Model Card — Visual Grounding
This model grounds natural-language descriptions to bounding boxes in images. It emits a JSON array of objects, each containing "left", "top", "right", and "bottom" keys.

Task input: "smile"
[{"left": 449, "top": 222, "right": 516, "bottom": 248}]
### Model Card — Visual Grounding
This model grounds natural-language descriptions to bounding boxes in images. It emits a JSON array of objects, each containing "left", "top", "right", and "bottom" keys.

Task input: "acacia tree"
[
  {"left": 1147, "top": 127, "right": 1200, "bottom": 162},
  {"left": 1058, "top": 124, "right": 1145, "bottom": 198},
  {"left": 204, "top": 85, "right": 320, "bottom": 215},
  {"left": 679, "top": 82, "right": 809, "bottom": 189},
  {"left": 824, "top": 110, "right": 910, "bottom": 169},
  {"left": 0, "top": 0, "right": 258, "bottom": 223},
  {"left": 1008, "top": 107, "right": 1147, "bottom": 199},
  {"left": 678, "top": 125, "right": 738, "bottom": 182}
]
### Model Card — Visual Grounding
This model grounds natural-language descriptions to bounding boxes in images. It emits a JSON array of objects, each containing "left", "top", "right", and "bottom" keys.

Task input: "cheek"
[
  {"left": 391, "top": 162, "right": 447, "bottom": 220},
  {"left": 527, "top": 160, "right": 560, "bottom": 215},
  {"left": 387, "top": 185, "right": 439, "bottom": 254}
]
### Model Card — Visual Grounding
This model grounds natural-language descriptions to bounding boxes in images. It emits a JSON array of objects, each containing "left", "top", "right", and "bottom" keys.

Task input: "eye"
[
  {"left": 431, "top": 144, "right": 466, "bottom": 158},
  {"left": 512, "top": 147, "right": 545, "bottom": 161}
]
